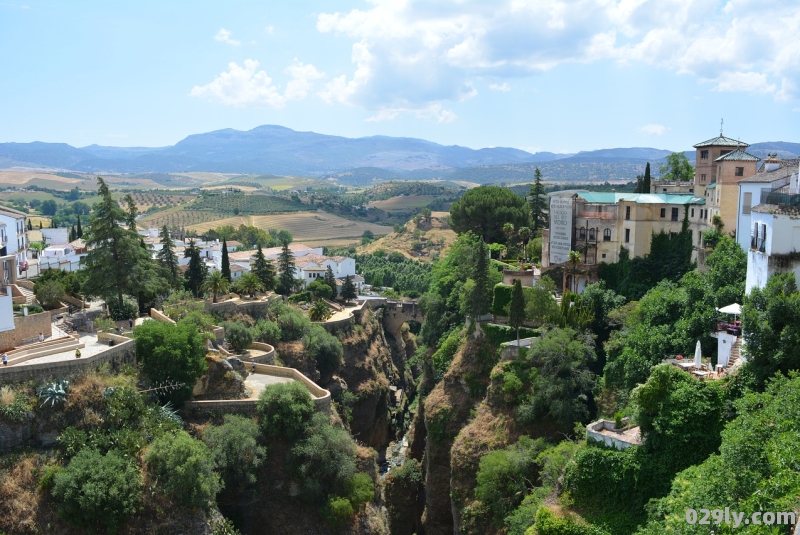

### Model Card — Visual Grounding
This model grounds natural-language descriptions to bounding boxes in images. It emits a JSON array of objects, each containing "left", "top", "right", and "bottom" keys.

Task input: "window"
[
  {"left": 588, "top": 228, "right": 596, "bottom": 241},
  {"left": 660, "top": 208, "right": 666, "bottom": 218},
  {"left": 671, "top": 207, "right": 679, "bottom": 221},
  {"left": 625, "top": 228, "right": 630, "bottom": 243},
  {"left": 603, "top": 229, "right": 611, "bottom": 241},
  {"left": 701, "top": 150, "right": 709, "bottom": 160},
  {"left": 579, "top": 227, "right": 586, "bottom": 239},
  {"left": 689, "top": 188, "right": 694, "bottom": 193},
  {"left": 701, "top": 173, "right": 706, "bottom": 182},
  {"left": 691, "top": 208, "right": 695, "bottom": 217},
  {"left": 662, "top": 188, "right": 667, "bottom": 192},
  {"left": 742, "top": 192, "right": 752, "bottom": 215},
  {"left": 735, "top": 167, "right": 744, "bottom": 177},
  {"left": 698, "top": 231, "right": 702, "bottom": 244},
  {"left": 601, "top": 253, "right": 606, "bottom": 259},
  {"left": 625, "top": 206, "right": 631, "bottom": 220}
]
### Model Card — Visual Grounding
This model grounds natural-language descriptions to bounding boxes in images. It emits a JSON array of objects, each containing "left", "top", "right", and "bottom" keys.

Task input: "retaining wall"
[
  {"left": 247, "top": 342, "right": 275, "bottom": 364},
  {"left": 14, "top": 280, "right": 35, "bottom": 291},
  {"left": 0, "top": 339, "right": 136, "bottom": 383},
  {"left": 149, "top": 308, "right": 176, "bottom": 324}
]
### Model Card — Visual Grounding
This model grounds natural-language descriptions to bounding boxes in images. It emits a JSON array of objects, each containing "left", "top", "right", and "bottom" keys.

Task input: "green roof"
[
  {"left": 576, "top": 192, "right": 705, "bottom": 205},
  {"left": 694, "top": 135, "right": 748, "bottom": 148},
  {"left": 714, "top": 148, "right": 760, "bottom": 162},
  {"left": 705, "top": 183, "right": 716, "bottom": 189}
]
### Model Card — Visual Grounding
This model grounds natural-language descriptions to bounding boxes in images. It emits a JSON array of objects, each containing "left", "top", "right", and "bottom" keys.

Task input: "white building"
[
  {"left": 736, "top": 157, "right": 799, "bottom": 252},
  {"left": 294, "top": 254, "right": 356, "bottom": 287},
  {"left": 41, "top": 228, "right": 69, "bottom": 246},
  {"left": 0, "top": 206, "right": 28, "bottom": 266}
]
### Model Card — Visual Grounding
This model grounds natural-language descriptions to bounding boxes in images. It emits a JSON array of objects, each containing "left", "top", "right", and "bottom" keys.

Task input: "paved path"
[
  {"left": 15, "top": 334, "right": 116, "bottom": 366},
  {"left": 244, "top": 372, "right": 294, "bottom": 399}
]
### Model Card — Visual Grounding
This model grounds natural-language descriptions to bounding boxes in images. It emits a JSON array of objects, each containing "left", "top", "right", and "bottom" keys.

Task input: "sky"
[{"left": 1, "top": 0, "right": 798, "bottom": 154}]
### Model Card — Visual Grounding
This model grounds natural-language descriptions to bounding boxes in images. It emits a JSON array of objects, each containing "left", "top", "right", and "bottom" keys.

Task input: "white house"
[
  {"left": 294, "top": 254, "right": 356, "bottom": 287},
  {"left": 736, "top": 157, "right": 799, "bottom": 252},
  {"left": 0, "top": 206, "right": 28, "bottom": 266},
  {"left": 41, "top": 228, "right": 69, "bottom": 246},
  {"left": 745, "top": 207, "right": 800, "bottom": 294}
]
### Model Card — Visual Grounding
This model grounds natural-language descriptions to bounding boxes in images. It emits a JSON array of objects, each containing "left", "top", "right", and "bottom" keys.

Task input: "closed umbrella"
[{"left": 694, "top": 340, "right": 702, "bottom": 369}]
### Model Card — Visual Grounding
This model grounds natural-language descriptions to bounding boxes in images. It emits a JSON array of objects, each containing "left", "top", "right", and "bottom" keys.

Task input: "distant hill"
[{"left": 0, "top": 125, "right": 795, "bottom": 184}]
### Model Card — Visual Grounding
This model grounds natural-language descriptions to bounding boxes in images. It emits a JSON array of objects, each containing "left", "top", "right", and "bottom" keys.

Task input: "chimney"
[{"left": 765, "top": 154, "right": 780, "bottom": 172}]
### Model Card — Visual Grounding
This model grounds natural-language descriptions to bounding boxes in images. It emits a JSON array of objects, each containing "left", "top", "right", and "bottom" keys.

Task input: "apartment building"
[{"left": 0, "top": 206, "right": 28, "bottom": 266}]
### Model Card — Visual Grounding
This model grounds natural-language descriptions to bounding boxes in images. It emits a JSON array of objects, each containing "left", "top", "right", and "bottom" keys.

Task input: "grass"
[
  {"left": 0, "top": 385, "right": 15, "bottom": 406},
  {"left": 367, "top": 195, "right": 438, "bottom": 212}
]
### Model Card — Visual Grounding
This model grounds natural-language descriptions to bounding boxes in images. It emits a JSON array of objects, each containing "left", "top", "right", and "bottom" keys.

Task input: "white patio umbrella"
[{"left": 694, "top": 340, "right": 702, "bottom": 369}]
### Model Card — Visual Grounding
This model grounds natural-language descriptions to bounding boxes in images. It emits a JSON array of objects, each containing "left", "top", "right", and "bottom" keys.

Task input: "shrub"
[
  {"left": 325, "top": 496, "right": 354, "bottom": 530},
  {"left": 308, "top": 279, "right": 333, "bottom": 300},
  {"left": 145, "top": 431, "right": 221, "bottom": 509},
  {"left": 269, "top": 302, "right": 311, "bottom": 341},
  {"left": 133, "top": 320, "right": 207, "bottom": 405},
  {"left": 304, "top": 324, "right": 343, "bottom": 378},
  {"left": 256, "top": 382, "right": 315, "bottom": 440},
  {"left": 531, "top": 507, "right": 611, "bottom": 535},
  {"left": 107, "top": 295, "right": 138, "bottom": 320},
  {"left": 0, "top": 389, "right": 32, "bottom": 422},
  {"left": 223, "top": 321, "right": 253, "bottom": 353},
  {"left": 343, "top": 472, "right": 375, "bottom": 511},
  {"left": 34, "top": 280, "right": 65, "bottom": 309},
  {"left": 288, "top": 290, "right": 312, "bottom": 304},
  {"left": 291, "top": 412, "right": 357, "bottom": 502},
  {"left": 203, "top": 414, "right": 266, "bottom": 488},
  {"left": 252, "top": 319, "right": 281, "bottom": 345},
  {"left": 52, "top": 448, "right": 142, "bottom": 533}
]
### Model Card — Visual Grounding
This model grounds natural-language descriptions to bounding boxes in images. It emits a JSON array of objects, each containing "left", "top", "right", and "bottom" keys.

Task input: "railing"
[{"left": 760, "top": 190, "right": 800, "bottom": 206}]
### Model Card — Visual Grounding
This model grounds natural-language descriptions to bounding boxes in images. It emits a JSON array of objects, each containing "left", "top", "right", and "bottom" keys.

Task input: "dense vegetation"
[
  {"left": 191, "top": 191, "right": 306, "bottom": 214},
  {"left": 353, "top": 253, "right": 432, "bottom": 294}
]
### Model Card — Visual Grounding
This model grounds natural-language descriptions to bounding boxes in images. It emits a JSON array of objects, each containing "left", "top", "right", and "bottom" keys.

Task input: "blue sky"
[{"left": 1, "top": 0, "right": 798, "bottom": 153}]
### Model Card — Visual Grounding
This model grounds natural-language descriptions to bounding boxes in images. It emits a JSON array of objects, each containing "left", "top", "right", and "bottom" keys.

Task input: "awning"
[{"left": 717, "top": 303, "right": 742, "bottom": 315}]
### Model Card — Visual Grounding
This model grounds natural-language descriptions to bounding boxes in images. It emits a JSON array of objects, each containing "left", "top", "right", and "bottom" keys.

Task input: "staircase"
[
  {"left": 16, "top": 284, "right": 36, "bottom": 305},
  {"left": 729, "top": 337, "right": 742, "bottom": 367},
  {"left": 4, "top": 337, "right": 85, "bottom": 366}
]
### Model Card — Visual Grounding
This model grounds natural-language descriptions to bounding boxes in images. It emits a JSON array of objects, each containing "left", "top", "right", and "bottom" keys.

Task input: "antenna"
[{"left": 720, "top": 118, "right": 724, "bottom": 136}]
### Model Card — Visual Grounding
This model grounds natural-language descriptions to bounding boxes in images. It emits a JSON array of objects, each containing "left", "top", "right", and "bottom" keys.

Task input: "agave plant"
[{"left": 37, "top": 379, "right": 70, "bottom": 408}]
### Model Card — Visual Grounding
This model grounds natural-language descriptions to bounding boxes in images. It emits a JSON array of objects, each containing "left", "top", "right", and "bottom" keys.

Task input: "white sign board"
[{"left": 549, "top": 196, "right": 573, "bottom": 265}]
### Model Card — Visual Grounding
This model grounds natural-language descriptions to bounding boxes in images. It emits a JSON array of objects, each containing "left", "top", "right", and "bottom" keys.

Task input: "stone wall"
[
  {"left": 149, "top": 308, "right": 176, "bottom": 324},
  {"left": 12, "top": 310, "right": 53, "bottom": 346},
  {"left": 0, "top": 339, "right": 136, "bottom": 383},
  {"left": 248, "top": 342, "right": 275, "bottom": 364}
]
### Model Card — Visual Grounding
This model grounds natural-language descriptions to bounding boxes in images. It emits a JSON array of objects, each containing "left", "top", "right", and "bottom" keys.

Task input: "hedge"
[
  {"left": 482, "top": 323, "right": 539, "bottom": 347},
  {"left": 491, "top": 284, "right": 539, "bottom": 317}
]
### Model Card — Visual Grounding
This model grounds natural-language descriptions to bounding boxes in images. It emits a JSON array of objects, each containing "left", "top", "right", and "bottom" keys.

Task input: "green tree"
[
  {"left": 517, "top": 227, "right": 532, "bottom": 260},
  {"left": 643, "top": 162, "right": 651, "bottom": 193},
  {"left": 309, "top": 300, "right": 332, "bottom": 321},
  {"left": 567, "top": 250, "right": 582, "bottom": 294},
  {"left": 308, "top": 279, "right": 333, "bottom": 301},
  {"left": 528, "top": 168, "right": 547, "bottom": 232},
  {"left": 223, "top": 321, "right": 253, "bottom": 352},
  {"left": 123, "top": 194, "right": 138, "bottom": 231},
  {"left": 304, "top": 324, "right": 343, "bottom": 378},
  {"left": 340, "top": 274, "right": 357, "bottom": 302},
  {"left": 291, "top": 412, "right": 356, "bottom": 502},
  {"left": 658, "top": 152, "right": 694, "bottom": 182},
  {"left": 41, "top": 199, "right": 57, "bottom": 215},
  {"left": 508, "top": 279, "right": 526, "bottom": 346},
  {"left": 470, "top": 238, "right": 491, "bottom": 319},
  {"left": 203, "top": 414, "right": 266, "bottom": 488},
  {"left": 276, "top": 240, "right": 296, "bottom": 295},
  {"left": 251, "top": 244, "right": 276, "bottom": 291},
  {"left": 35, "top": 279, "right": 65, "bottom": 309},
  {"left": 220, "top": 238, "right": 231, "bottom": 282},
  {"left": 76, "top": 214, "right": 82, "bottom": 238},
  {"left": 202, "top": 270, "right": 230, "bottom": 303},
  {"left": 133, "top": 320, "right": 207, "bottom": 405},
  {"left": 235, "top": 271, "right": 263, "bottom": 298},
  {"left": 52, "top": 448, "right": 142, "bottom": 533},
  {"left": 81, "top": 177, "right": 165, "bottom": 311},
  {"left": 183, "top": 239, "right": 208, "bottom": 298},
  {"left": 450, "top": 186, "right": 529, "bottom": 243},
  {"left": 324, "top": 265, "right": 337, "bottom": 297},
  {"left": 257, "top": 381, "right": 315, "bottom": 440},
  {"left": 145, "top": 431, "right": 221, "bottom": 509},
  {"left": 156, "top": 225, "right": 181, "bottom": 288}
]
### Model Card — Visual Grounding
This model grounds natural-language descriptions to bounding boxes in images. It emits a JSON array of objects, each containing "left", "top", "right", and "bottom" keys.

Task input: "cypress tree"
[
  {"left": 528, "top": 167, "right": 547, "bottom": 232},
  {"left": 27, "top": 220, "right": 32, "bottom": 231},
  {"left": 76, "top": 215, "right": 82, "bottom": 238},
  {"left": 471, "top": 238, "right": 491, "bottom": 319},
  {"left": 277, "top": 240, "right": 296, "bottom": 296},
  {"left": 643, "top": 162, "right": 651, "bottom": 193},
  {"left": 221, "top": 238, "right": 231, "bottom": 282},
  {"left": 123, "top": 194, "right": 138, "bottom": 231},
  {"left": 70, "top": 226, "right": 76, "bottom": 242},
  {"left": 324, "top": 265, "right": 337, "bottom": 297},
  {"left": 509, "top": 279, "right": 526, "bottom": 346}
]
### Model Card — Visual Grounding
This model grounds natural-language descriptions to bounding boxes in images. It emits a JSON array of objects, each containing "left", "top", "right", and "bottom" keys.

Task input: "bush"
[
  {"left": 304, "top": 324, "right": 343, "bottom": 378},
  {"left": 107, "top": 295, "right": 138, "bottom": 320},
  {"left": 145, "top": 431, "right": 221, "bottom": 509},
  {"left": 133, "top": 320, "right": 207, "bottom": 405},
  {"left": 290, "top": 412, "right": 356, "bottom": 502},
  {"left": 269, "top": 302, "right": 311, "bottom": 341},
  {"left": 288, "top": 290, "right": 312, "bottom": 304},
  {"left": 52, "top": 448, "right": 142, "bottom": 533},
  {"left": 252, "top": 319, "right": 281, "bottom": 345},
  {"left": 325, "top": 496, "right": 354, "bottom": 530},
  {"left": 223, "top": 321, "right": 253, "bottom": 353},
  {"left": 482, "top": 323, "right": 540, "bottom": 347},
  {"left": 34, "top": 280, "right": 65, "bottom": 309},
  {"left": 256, "top": 381, "right": 315, "bottom": 440},
  {"left": 203, "top": 414, "right": 266, "bottom": 488},
  {"left": 531, "top": 507, "right": 611, "bottom": 535},
  {"left": 308, "top": 280, "right": 333, "bottom": 300},
  {"left": 343, "top": 472, "right": 375, "bottom": 511}
]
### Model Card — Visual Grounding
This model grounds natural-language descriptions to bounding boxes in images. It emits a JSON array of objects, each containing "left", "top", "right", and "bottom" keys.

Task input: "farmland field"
[
  {"left": 129, "top": 191, "right": 196, "bottom": 211},
  {"left": 191, "top": 192, "right": 306, "bottom": 214},
  {"left": 181, "top": 216, "right": 250, "bottom": 233},
  {"left": 245, "top": 212, "right": 393, "bottom": 247},
  {"left": 367, "top": 195, "right": 438, "bottom": 212},
  {"left": 140, "top": 206, "right": 230, "bottom": 228}
]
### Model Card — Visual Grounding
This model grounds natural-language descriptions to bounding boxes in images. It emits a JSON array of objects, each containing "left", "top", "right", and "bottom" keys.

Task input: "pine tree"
[
  {"left": 471, "top": 238, "right": 491, "bottom": 319},
  {"left": 324, "top": 265, "right": 337, "bottom": 297},
  {"left": 528, "top": 167, "right": 547, "bottom": 232},
  {"left": 340, "top": 275, "right": 357, "bottom": 302},
  {"left": 508, "top": 279, "right": 526, "bottom": 347},
  {"left": 76, "top": 215, "right": 82, "bottom": 239},
  {"left": 184, "top": 239, "right": 208, "bottom": 298},
  {"left": 276, "top": 240, "right": 296, "bottom": 296},
  {"left": 123, "top": 194, "right": 138, "bottom": 231},
  {"left": 221, "top": 238, "right": 231, "bottom": 283},
  {"left": 156, "top": 225, "right": 180, "bottom": 288},
  {"left": 252, "top": 244, "right": 276, "bottom": 291},
  {"left": 81, "top": 177, "right": 165, "bottom": 311}
]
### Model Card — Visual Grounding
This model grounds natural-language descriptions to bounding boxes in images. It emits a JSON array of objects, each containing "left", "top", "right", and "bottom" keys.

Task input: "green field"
[{"left": 191, "top": 192, "right": 306, "bottom": 214}]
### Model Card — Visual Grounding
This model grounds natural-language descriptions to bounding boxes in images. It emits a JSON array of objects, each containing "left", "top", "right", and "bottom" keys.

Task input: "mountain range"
[{"left": 0, "top": 125, "right": 797, "bottom": 184}]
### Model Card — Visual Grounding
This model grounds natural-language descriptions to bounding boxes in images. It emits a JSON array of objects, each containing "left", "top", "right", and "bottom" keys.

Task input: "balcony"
[{"left": 760, "top": 189, "right": 800, "bottom": 206}]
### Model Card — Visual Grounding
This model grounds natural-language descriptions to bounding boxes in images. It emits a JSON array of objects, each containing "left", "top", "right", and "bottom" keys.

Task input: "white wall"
[
  {"left": 41, "top": 228, "right": 69, "bottom": 245},
  {"left": 0, "top": 214, "right": 26, "bottom": 261},
  {"left": 745, "top": 211, "right": 773, "bottom": 294},
  {"left": 0, "top": 291, "right": 13, "bottom": 333},
  {"left": 736, "top": 182, "right": 763, "bottom": 252}
]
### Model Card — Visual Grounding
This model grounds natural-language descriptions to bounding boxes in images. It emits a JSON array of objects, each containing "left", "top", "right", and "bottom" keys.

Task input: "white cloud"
[
  {"left": 313, "top": 0, "right": 800, "bottom": 120},
  {"left": 489, "top": 82, "right": 510, "bottom": 92},
  {"left": 366, "top": 103, "right": 457, "bottom": 123},
  {"left": 265, "top": 25, "right": 274, "bottom": 35},
  {"left": 214, "top": 28, "right": 240, "bottom": 46},
  {"left": 638, "top": 123, "right": 669, "bottom": 136},
  {"left": 191, "top": 59, "right": 326, "bottom": 108}
]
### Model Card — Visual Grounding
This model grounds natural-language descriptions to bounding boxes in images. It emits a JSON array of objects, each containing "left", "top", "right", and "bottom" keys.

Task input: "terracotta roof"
[
  {"left": 739, "top": 158, "right": 799, "bottom": 183},
  {"left": 0, "top": 206, "right": 27, "bottom": 218},
  {"left": 228, "top": 250, "right": 255, "bottom": 261},
  {"left": 752, "top": 203, "right": 800, "bottom": 216},
  {"left": 295, "top": 254, "right": 349, "bottom": 268},
  {"left": 230, "top": 264, "right": 246, "bottom": 272},
  {"left": 714, "top": 148, "right": 759, "bottom": 162},
  {"left": 694, "top": 135, "right": 748, "bottom": 148}
]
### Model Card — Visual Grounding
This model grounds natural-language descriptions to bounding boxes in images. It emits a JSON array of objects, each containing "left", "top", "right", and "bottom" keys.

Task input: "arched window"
[
  {"left": 579, "top": 227, "right": 586, "bottom": 239},
  {"left": 588, "top": 228, "right": 596, "bottom": 241},
  {"left": 603, "top": 229, "right": 611, "bottom": 241}
]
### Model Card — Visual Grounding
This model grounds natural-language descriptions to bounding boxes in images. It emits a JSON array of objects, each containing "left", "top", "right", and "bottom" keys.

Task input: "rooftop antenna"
[{"left": 720, "top": 118, "right": 724, "bottom": 136}]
